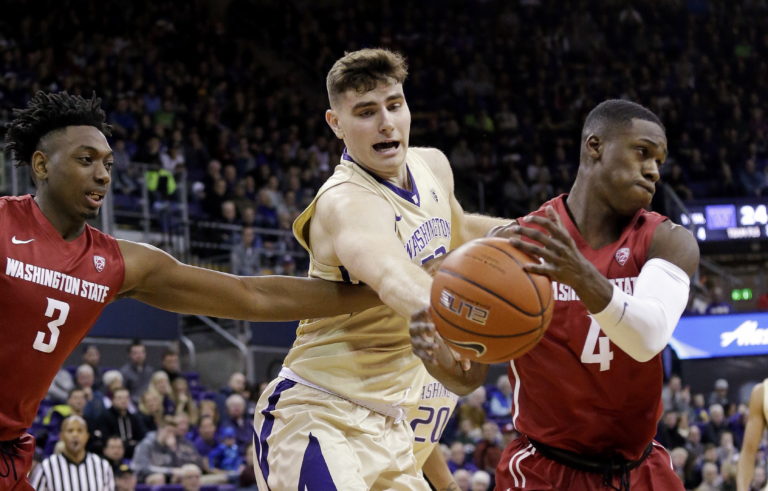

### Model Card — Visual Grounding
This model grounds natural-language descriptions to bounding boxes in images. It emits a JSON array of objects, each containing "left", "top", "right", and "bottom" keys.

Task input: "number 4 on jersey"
[
  {"left": 33, "top": 298, "right": 70, "bottom": 353},
  {"left": 580, "top": 316, "right": 613, "bottom": 371}
]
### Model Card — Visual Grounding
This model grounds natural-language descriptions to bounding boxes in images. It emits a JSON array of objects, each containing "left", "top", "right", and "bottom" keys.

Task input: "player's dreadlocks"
[{"left": 5, "top": 91, "right": 112, "bottom": 166}]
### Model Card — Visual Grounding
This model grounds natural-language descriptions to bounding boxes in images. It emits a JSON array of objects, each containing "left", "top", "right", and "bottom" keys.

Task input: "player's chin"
[{"left": 82, "top": 209, "right": 100, "bottom": 220}]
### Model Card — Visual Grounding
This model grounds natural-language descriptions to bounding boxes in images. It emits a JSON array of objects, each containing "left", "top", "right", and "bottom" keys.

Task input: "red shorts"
[
  {"left": 0, "top": 434, "right": 35, "bottom": 491},
  {"left": 495, "top": 435, "right": 683, "bottom": 490}
]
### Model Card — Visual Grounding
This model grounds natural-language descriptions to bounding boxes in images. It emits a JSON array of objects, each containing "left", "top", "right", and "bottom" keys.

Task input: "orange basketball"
[{"left": 429, "top": 237, "right": 553, "bottom": 364}]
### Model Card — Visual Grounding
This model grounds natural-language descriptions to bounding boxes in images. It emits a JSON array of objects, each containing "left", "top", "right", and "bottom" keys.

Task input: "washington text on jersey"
[{"left": 5, "top": 257, "right": 111, "bottom": 303}]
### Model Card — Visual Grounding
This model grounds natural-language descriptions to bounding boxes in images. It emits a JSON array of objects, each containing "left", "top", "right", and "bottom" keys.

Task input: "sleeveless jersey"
[
  {"left": 287, "top": 148, "right": 452, "bottom": 410},
  {"left": 408, "top": 368, "right": 459, "bottom": 469},
  {"left": 509, "top": 194, "right": 667, "bottom": 461},
  {"left": 0, "top": 195, "right": 124, "bottom": 440}
]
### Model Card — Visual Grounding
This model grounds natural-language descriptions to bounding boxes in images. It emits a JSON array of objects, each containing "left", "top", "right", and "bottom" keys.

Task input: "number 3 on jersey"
[
  {"left": 580, "top": 316, "right": 613, "bottom": 371},
  {"left": 33, "top": 298, "right": 70, "bottom": 353}
]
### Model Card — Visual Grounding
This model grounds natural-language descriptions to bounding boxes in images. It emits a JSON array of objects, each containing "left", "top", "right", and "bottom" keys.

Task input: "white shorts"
[{"left": 252, "top": 377, "right": 430, "bottom": 491}]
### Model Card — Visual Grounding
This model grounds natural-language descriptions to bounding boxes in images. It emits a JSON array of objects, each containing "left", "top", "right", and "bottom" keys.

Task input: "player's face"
[
  {"left": 597, "top": 119, "right": 667, "bottom": 214},
  {"left": 326, "top": 81, "right": 411, "bottom": 181},
  {"left": 34, "top": 126, "right": 113, "bottom": 221}
]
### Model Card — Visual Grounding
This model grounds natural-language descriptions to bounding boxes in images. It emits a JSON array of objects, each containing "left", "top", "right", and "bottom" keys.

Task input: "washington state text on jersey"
[
  {"left": 5, "top": 257, "right": 111, "bottom": 303},
  {"left": 404, "top": 217, "right": 451, "bottom": 259},
  {"left": 552, "top": 276, "right": 638, "bottom": 302}
]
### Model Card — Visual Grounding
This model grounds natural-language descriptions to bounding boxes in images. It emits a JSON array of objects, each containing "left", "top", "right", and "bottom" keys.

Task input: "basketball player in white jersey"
[
  {"left": 252, "top": 48, "right": 505, "bottom": 490},
  {"left": 737, "top": 379, "right": 768, "bottom": 491}
]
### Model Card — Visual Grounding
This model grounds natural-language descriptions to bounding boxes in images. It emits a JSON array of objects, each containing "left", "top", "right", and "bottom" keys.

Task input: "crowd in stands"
[
  {"left": 3, "top": 0, "right": 768, "bottom": 271},
  {"left": 4, "top": 1, "right": 768, "bottom": 488},
  {"left": 31, "top": 340, "right": 768, "bottom": 491},
  {"left": 35, "top": 342, "right": 259, "bottom": 490}
]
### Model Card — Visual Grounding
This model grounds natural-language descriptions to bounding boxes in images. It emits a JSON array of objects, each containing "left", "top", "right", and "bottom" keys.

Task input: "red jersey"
[
  {"left": 510, "top": 195, "right": 667, "bottom": 461},
  {"left": 0, "top": 195, "right": 124, "bottom": 440}
]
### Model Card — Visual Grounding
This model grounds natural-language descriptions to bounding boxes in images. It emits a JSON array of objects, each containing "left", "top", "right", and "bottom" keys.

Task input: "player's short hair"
[
  {"left": 581, "top": 99, "right": 664, "bottom": 141},
  {"left": 5, "top": 91, "right": 111, "bottom": 167},
  {"left": 326, "top": 48, "right": 408, "bottom": 106}
]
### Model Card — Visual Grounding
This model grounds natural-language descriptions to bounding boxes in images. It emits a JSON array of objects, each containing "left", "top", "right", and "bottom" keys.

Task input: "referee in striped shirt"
[{"left": 30, "top": 415, "right": 114, "bottom": 491}]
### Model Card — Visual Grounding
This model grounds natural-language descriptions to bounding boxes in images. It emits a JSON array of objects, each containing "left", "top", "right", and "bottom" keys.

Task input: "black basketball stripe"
[
  {"left": 430, "top": 301, "right": 542, "bottom": 338},
  {"left": 437, "top": 268, "right": 547, "bottom": 317},
  {"left": 475, "top": 240, "right": 552, "bottom": 317}
]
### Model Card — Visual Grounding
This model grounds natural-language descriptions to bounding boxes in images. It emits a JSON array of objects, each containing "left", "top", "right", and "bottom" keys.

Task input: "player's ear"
[
  {"left": 325, "top": 109, "right": 344, "bottom": 140},
  {"left": 30, "top": 150, "right": 48, "bottom": 180},
  {"left": 584, "top": 134, "right": 601, "bottom": 161}
]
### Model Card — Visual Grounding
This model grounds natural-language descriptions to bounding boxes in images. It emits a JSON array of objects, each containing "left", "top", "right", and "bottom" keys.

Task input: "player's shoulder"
[
  {"left": 315, "top": 181, "right": 392, "bottom": 224},
  {"left": 410, "top": 146, "right": 450, "bottom": 171}
]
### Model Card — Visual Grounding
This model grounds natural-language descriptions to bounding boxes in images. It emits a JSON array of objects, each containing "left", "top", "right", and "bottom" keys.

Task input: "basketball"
[{"left": 429, "top": 237, "right": 553, "bottom": 364}]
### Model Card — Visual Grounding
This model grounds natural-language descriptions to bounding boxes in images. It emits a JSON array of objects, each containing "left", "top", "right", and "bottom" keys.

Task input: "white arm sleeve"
[{"left": 591, "top": 258, "right": 690, "bottom": 362}]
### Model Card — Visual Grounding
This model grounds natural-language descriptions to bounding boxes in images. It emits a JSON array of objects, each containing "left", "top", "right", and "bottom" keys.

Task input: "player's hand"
[
  {"left": 423, "top": 254, "right": 447, "bottom": 277},
  {"left": 508, "top": 207, "right": 597, "bottom": 287},
  {"left": 486, "top": 220, "right": 520, "bottom": 239},
  {"left": 410, "top": 308, "right": 471, "bottom": 371}
]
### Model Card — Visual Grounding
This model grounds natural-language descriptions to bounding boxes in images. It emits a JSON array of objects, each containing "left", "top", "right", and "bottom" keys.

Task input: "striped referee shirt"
[{"left": 30, "top": 452, "right": 115, "bottom": 491}]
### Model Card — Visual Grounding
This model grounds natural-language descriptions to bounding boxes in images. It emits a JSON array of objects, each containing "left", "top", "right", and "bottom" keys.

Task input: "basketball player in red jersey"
[
  {"left": 412, "top": 99, "right": 699, "bottom": 490},
  {"left": 0, "top": 91, "right": 381, "bottom": 490}
]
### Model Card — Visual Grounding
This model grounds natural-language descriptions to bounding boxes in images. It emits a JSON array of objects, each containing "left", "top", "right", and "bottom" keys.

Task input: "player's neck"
[
  {"left": 565, "top": 187, "right": 629, "bottom": 248},
  {"left": 33, "top": 194, "right": 87, "bottom": 241}
]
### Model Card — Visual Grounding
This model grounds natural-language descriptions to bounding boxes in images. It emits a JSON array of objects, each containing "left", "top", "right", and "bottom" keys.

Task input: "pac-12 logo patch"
[
  {"left": 614, "top": 247, "right": 630, "bottom": 266},
  {"left": 431, "top": 189, "right": 439, "bottom": 202},
  {"left": 93, "top": 255, "right": 106, "bottom": 272}
]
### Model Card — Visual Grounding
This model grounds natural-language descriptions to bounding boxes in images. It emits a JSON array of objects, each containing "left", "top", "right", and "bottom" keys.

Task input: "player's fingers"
[
  {"left": 509, "top": 237, "right": 559, "bottom": 264},
  {"left": 511, "top": 224, "right": 551, "bottom": 246},
  {"left": 522, "top": 262, "right": 557, "bottom": 276},
  {"left": 522, "top": 214, "right": 571, "bottom": 244}
]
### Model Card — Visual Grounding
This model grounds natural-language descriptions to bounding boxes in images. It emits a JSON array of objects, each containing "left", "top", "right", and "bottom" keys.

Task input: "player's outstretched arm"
[
  {"left": 313, "top": 183, "right": 433, "bottom": 318},
  {"left": 422, "top": 445, "right": 460, "bottom": 491},
  {"left": 117, "top": 240, "right": 382, "bottom": 321},
  {"left": 737, "top": 383, "right": 765, "bottom": 491}
]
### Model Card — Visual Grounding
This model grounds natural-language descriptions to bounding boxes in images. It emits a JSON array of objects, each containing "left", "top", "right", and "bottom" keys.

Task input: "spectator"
[
  {"left": 447, "top": 441, "right": 478, "bottom": 474},
  {"left": 230, "top": 226, "right": 260, "bottom": 275},
  {"left": 208, "top": 426, "right": 244, "bottom": 479},
  {"left": 473, "top": 422, "right": 503, "bottom": 476},
  {"left": 486, "top": 375, "right": 513, "bottom": 422},
  {"left": 458, "top": 386, "right": 487, "bottom": 431},
  {"left": 686, "top": 424, "right": 706, "bottom": 462},
  {"left": 702, "top": 404, "right": 729, "bottom": 445},
  {"left": 43, "top": 388, "right": 87, "bottom": 431},
  {"left": 670, "top": 446, "right": 696, "bottom": 489},
  {"left": 46, "top": 368, "right": 75, "bottom": 405},
  {"left": 149, "top": 370, "right": 177, "bottom": 416},
  {"left": 695, "top": 461, "right": 722, "bottom": 491},
  {"left": 120, "top": 340, "right": 155, "bottom": 398},
  {"left": 103, "top": 435, "right": 129, "bottom": 473},
  {"left": 453, "top": 469, "right": 472, "bottom": 491},
  {"left": 739, "top": 158, "right": 768, "bottom": 197},
  {"left": 192, "top": 415, "right": 219, "bottom": 459},
  {"left": 179, "top": 463, "right": 203, "bottom": 491},
  {"left": 101, "top": 369, "right": 126, "bottom": 409},
  {"left": 662, "top": 374, "right": 692, "bottom": 415},
  {"left": 160, "top": 349, "right": 182, "bottom": 383},
  {"left": 470, "top": 469, "right": 492, "bottom": 491},
  {"left": 131, "top": 416, "right": 202, "bottom": 484},
  {"left": 81, "top": 344, "right": 104, "bottom": 391},
  {"left": 172, "top": 376, "right": 200, "bottom": 426},
  {"left": 709, "top": 379, "right": 731, "bottom": 409},
  {"left": 656, "top": 410, "right": 687, "bottom": 450},
  {"left": 96, "top": 388, "right": 146, "bottom": 459},
  {"left": 705, "top": 284, "right": 733, "bottom": 316},
  {"left": 114, "top": 464, "right": 138, "bottom": 491},
  {"left": 30, "top": 416, "right": 114, "bottom": 490},
  {"left": 138, "top": 389, "right": 165, "bottom": 433},
  {"left": 74, "top": 363, "right": 106, "bottom": 422},
  {"left": 217, "top": 372, "right": 248, "bottom": 415},
  {"left": 222, "top": 394, "right": 252, "bottom": 453}
]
